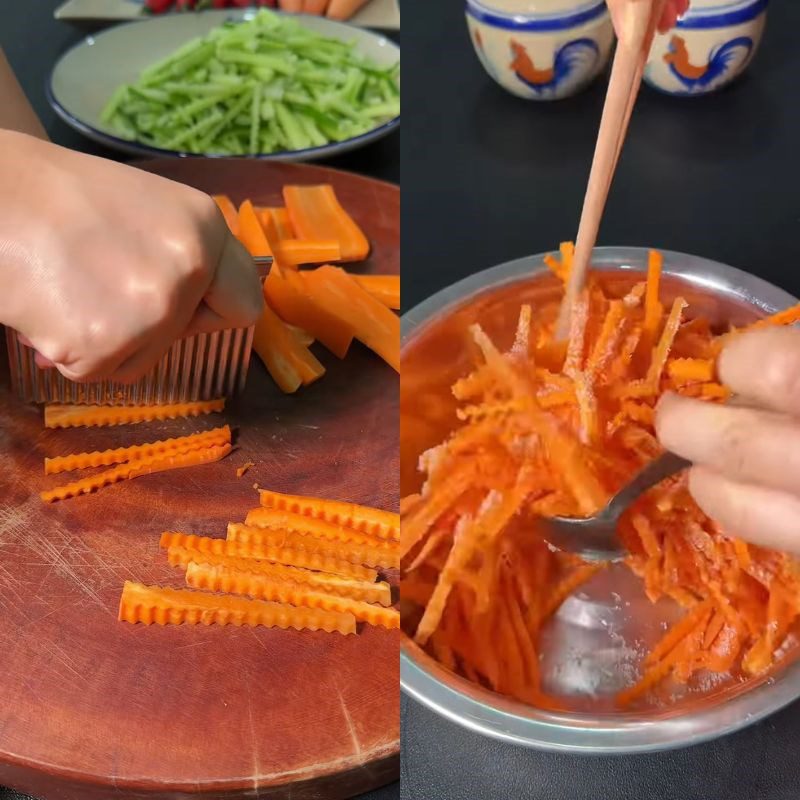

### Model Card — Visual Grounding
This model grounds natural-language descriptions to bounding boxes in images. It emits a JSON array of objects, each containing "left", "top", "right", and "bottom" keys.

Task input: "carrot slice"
[
  {"left": 167, "top": 546, "right": 391, "bottom": 605},
  {"left": 227, "top": 523, "right": 398, "bottom": 570},
  {"left": 350, "top": 275, "right": 401, "bottom": 310},
  {"left": 301, "top": 266, "right": 399, "bottom": 371},
  {"left": 283, "top": 185, "right": 369, "bottom": 262},
  {"left": 237, "top": 199, "right": 272, "bottom": 257},
  {"left": 263, "top": 263, "right": 353, "bottom": 358},
  {"left": 741, "top": 303, "right": 800, "bottom": 332},
  {"left": 268, "top": 207, "right": 295, "bottom": 241},
  {"left": 253, "top": 300, "right": 324, "bottom": 392},
  {"left": 118, "top": 581, "right": 355, "bottom": 634},
  {"left": 44, "top": 399, "right": 225, "bottom": 429},
  {"left": 212, "top": 195, "right": 239, "bottom": 236},
  {"left": 44, "top": 426, "right": 231, "bottom": 475},
  {"left": 160, "top": 531, "right": 377, "bottom": 581},
  {"left": 186, "top": 562, "right": 399, "bottom": 629},
  {"left": 258, "top": 488, "right": 399, "bottom": 541},
  {"left": 41, "top": 443, "right": 231, "bottom": 503},
  {"left": 273, "top": 239, "right": 341, "bottom": 266}
]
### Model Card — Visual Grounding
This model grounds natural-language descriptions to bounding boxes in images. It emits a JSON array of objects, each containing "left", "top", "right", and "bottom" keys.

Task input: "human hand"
[
  {"left": 607, "top": 0, "right": 690, "bottom": 37},
  {"left": 656, "top": 327, "right": 800, "bottom": 555},
  {"left": 0, "top": 131, "right": 262, "bottom": 384},
  {"left": 277, "top": 0, "right": 369, "bottom": 19}
]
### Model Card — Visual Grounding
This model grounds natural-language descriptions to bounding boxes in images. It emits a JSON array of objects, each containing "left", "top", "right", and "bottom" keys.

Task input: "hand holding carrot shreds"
[{"left": 401, "top": 244, "right": 800, "bottom": 708}]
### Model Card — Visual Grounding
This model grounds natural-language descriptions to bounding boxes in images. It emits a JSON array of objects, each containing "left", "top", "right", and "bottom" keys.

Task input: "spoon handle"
[{"left": 607, "top": 451, "right": 692, "bottom": 518}]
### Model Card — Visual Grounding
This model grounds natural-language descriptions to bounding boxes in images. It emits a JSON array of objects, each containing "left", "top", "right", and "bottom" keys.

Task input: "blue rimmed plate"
[{"left": 47, "top": 8, "right": 400, "bottom": 161}]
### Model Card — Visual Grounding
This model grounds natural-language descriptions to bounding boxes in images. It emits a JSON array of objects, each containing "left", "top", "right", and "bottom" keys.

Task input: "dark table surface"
[
  {"left": 0, "top": 3, "right": 399, "bottom": 800},
  {"left": 401, "top": 0, "right": 800, "bottom": 798}
]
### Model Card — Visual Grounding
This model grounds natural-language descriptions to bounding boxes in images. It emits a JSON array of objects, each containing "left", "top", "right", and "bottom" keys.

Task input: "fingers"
[
  {"left": 689, "top": 466, "right": 800, "bottom": 556},
  {"left": 278, "top": 0, "right": 303, "bottom": 11},
  {"left": 303, "top": 0, "right": 329, "bottom": 12},
  {"left": 656, "top": 393, "right": 800, "bottom": 496},
  {"left": 718, "top": 327, "right": 800, "bottom": 417}
]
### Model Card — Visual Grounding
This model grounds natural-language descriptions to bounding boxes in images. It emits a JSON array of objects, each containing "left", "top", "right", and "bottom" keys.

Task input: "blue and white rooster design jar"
[
  {"left": 466, "top": 0, "right": 614, "bottom": 100},
  {"left": 645, "top": 0, "right": 768, "bottom": 95}
]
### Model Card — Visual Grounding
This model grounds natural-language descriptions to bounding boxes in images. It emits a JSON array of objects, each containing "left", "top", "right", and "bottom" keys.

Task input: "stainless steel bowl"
[{"left": 400, "top": 246, "right": 800, "bottom": 753}]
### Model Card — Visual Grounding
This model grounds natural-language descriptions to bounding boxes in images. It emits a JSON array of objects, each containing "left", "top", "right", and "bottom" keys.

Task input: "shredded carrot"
[
  {"left": 227, "top": 522, "right": 398, "bottom": 570},
  {"left": 159, "top": 531, "right": 377, "bottom": 581},
  {"left": 45, "top": 426, "right": 230, "bottom": 475},
  {"left": 44, "top": 399, "right": 225, "bottom": 429},
  {"left": 258, "top": 488, "right": 399, "bottom": 541},
  {"left": 741, "top": 303, "right": 800, "bottom": 332},
  {"left": 401, "top": 243, "right": 800, "bottom": 709},
  {"left": 118, "top": 581, "right": 356, "bottom": 634},
  {"left": 350, "top": 274, "right": 401, "bottom": 310},
  {"left": 236, "top": 462, "right": 255, "bottom": 478},
  {"left": 186, "top": 563, "right": 399, "bottom": 629},
  {"left": 41, "top": 443, "right": 231, "bottom": 503},
  {"left": 167, "top": 546, "right": 391, "bottom": 605}
]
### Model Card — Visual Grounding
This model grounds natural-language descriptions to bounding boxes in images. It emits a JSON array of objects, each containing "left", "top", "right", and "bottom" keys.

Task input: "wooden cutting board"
[{"left": 0, "top": 160, "right": 399, "bottom": 800}]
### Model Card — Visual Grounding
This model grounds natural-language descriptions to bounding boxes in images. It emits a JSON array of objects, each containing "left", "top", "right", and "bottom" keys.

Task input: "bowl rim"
[
  {"left": 46, "top": 8, "right": 400, "bottom": 162},
  {"left": 400, "top": 245, "right": 800, "bottom": 754},
  {"left": 465, "top": 0, "right": 608, "bottom": 31}
]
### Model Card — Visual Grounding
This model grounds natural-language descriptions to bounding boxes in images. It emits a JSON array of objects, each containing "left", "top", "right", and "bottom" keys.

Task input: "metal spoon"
[{"left": 538, "top": 451, "right": 691, "bottom": 562}]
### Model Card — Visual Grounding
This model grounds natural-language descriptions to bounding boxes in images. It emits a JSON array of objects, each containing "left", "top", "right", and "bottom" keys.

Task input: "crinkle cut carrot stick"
[
  {"left": 258, "top": 488, "right": 400, "bottom": 541},
  {"left": 227, "top": 523, "right": 399, "bottom": 570},
  {"left": 185, "top": 563, "right": 399, "bottom": 629},
  {"left": 44, "top": 399, "right": 225, "bottom": 429},
  {"left": 118, "top": 581, "right": 356, "bottom": 635},
  {"left": 41, "top": 444, "right": 232, "bottom": 503},
  {"left": 45, "top": 426, "right": 231, "bottom": 475},
  {"left": 159, "top": 531, "right": 378, "bottom": 582},
  {"left": 244, "top": 507, "right": 396, "bottom": 551},
  {"left": 167, "top": 546, "right": 391, "bottom": 605}
]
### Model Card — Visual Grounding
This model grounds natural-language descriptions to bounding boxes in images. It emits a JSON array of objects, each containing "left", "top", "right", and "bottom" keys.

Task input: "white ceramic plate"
[{"left": 48, "top": 9, "right": 400, "bottom": 161}]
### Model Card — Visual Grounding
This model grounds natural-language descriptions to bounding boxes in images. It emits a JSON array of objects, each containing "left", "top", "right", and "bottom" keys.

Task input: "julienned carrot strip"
[
  {"left": 350, "top": 275, "right": 401, "bottom": 310},
  {"left": 213, "top": 195, "right": 239, "bottom": 236},
  {"left": 273, "top": 239, "right": 341, "bottom": 266},
  {"left": 283, "top": 184, "right": 369, "bottom": 262},
  {"left": 244, "top": 507, "right": 396, "bottom": 551},
  {"left": 741, "top": 303, "right": 800, "bottom": 332},
  {"left": 301, "top": 266, "right": 400, "bottom": 371},
  {"left": 118, "top": 581, "right": 356, "bottom": 635},
  {"left": 667, "top": 358, "right": 715, "bottom": 385},
  {"left": 44, "top": 399, "right": 225, "bottom": 429},
  {"left": 646, "top": 297, "right": 687, "bottom": 388},
  {"left": 643, "top": 249, "right": 663, "bottom": 345},
  {"left": 252, "top": 300, "right": 324, "bottom": 393},
  {"left": 185, "top": 563, "right": 399, "bottom": 629},
  {"left": 41, "top": 443, "right": 232, "bottom": 503},
  {"left": 167, "top": 546, "right": 391, "bottom": 605},
  {"left": 237, "top": 199, "right": 272, "bottom": 258},
  {"left": 258, "top": 488, "right": 400, "bottom": 542},
  {"left": 159, "top": 531, "right": 377, "bottom": 581},
  {"left": 264, "top": 264, "right": 353, "bottom": 359},
  {"left": 227, "top": 523, "right": 398, "bottom": 570},
  {"left": 44, "top": 426, "right": 231, "bottom": 475},
  {"left": 643, "top": 599, "right": 713, "bottom": 665}
]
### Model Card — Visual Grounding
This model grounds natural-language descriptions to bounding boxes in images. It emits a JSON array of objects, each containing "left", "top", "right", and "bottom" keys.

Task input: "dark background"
[
  {"left": 400, "top": 0, "right": 800, "bottom": 798},
  {"left": 0, "top": 2, "right": 398, "bottom": 799}
]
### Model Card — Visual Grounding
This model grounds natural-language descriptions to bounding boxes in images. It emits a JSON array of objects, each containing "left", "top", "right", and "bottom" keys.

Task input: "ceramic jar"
[
  {"left": 465, "top": 0, "right": 614, "bottom": 100},
  {"left": 644, "top": 0, "right": 768, "bottom": 95}
]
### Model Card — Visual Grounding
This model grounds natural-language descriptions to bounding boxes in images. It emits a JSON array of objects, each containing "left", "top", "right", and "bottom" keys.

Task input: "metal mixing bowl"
[{"left": 400, "top": 246, "right": 800, "bottom": 753}]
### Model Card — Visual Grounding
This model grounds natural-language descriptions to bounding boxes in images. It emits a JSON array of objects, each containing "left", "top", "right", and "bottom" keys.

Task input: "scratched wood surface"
[{"left": 0, "top": 160, "right": 399, "bottom": 800}]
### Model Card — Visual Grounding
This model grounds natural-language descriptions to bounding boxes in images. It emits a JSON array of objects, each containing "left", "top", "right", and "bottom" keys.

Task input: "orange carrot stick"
[
  {"left": 350, "top": 275, "right": 401, "bottom": 310},
  {"left": 118, "top": 581, "right": 356, "bottom": 634},
  {"left": 237, "top": 199, "right": 272, "bottom": 257},
  {"left": 41, "top": 443, "right": 231, "bottom": 503},
  {"left": 44, "top": 426, "right": 231, "bottom": 475},
  {"left": 646, "top": 297, "right": 687, "bottom": 388},
  {"left": 667, "top": 358, "right": 715, "bottom": 385},
  {"left": 283, "top": 185, "right": 369, "bottom": 262},
  {"left": 159, "top": 531, "right": 377, "bottom": 581},
  {"left": 643, "top": 249, "right": 663, "bottom": 347},
  {"left": 741, "top": 303, "right": 800, "bottom": 332},
  {"left": 167, "top": 546, "right": 391, "bottom": 605},
  {"left": 258, "top": 488, "right": 399, "bottom": 541},
  {"left": 268, "top": 207, "right": 294, "bottom": 241},
  {"left": 212, "top": 195, "right": 239, "bottom": 236},
  {"left": 273, "top": 239, "right": 341, "bottom": 266},
  {"left": 44, "top": 399, "right": 225, "bottom": 429},
  {"left": 185, "top": 563, "right": 399, "bottom": 628}
]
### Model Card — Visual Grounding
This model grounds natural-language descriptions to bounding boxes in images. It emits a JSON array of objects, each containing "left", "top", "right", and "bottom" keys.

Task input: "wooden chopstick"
[{"left": 555, "top": 0, "right": 667, "bottom": 340}]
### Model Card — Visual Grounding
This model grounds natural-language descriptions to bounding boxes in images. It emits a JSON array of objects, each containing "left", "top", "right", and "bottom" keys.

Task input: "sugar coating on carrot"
[
  {"left": 44, "top": 399, "right": 225, "bottom": 429},
  {"left": 45, "top": 426, "right": 231, "bottom": 475},
  {"left": 41, "top": 443, "right": 232, "bottom": 503},
  {"left": 118, "top": 581, "right": 356, "bottom": 635},
  {"left": 159, "top": 531, "right": 378, "bottom": 581},
  {"left": 167, "top": 546, "right": 391, "bottom": 605},
  {"left": 185, "top": 563, "right": 399, "bottom": 629},
  {"left": 258, "top": 488, "right": 400, "bottom": 541},
  {"left": 401, "top": 244, "right": 800, "bottom": 709}
]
